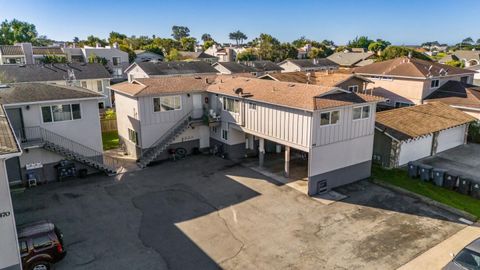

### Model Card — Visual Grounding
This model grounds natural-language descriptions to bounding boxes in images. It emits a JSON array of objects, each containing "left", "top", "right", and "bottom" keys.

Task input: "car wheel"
[{"left": 30, "top": 261, "right": 52, "bottom": 270}]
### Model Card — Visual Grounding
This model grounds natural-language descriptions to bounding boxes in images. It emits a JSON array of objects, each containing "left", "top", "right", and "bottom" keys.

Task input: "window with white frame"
[
  {"left": 96, "top": 80, "right": 103, "bottom": 92},
  {"left": 81, "top": 81, "right": 87, "bottom": 88},
  {"left": 113, "top": 68, "right": 123, "bottom": 78},
  {"left": 348, "top": 85, "right": 359, "bottom": 92},
  {"left": 41, "top": 104, "right": 81, "bottom": 123},
  {"left": 353, "top": 105, "right": 370, "bottom": 120},
  {"left": 320, "top": 110, "right": 340, "bottom": 126},
  {"left": 221, "top": 129, "right": 228, "bottom": 140},
  {"left": 430, "top": 79, "right": 440, "bottom": 88},
  {"left": 128, "top": 128, "right": 138, "bottom": 145},
  {"left": 248, "top": 102, "right": 256, "bottom": 110},
  {"left": 153, "top": 95, "right": 181, "bottom": 112},
  {"left": 112, "top": 57, "right": 121, "bottom": 66},
  {"left": 223, "top": 97, "right": 239, "bottom": 113}
]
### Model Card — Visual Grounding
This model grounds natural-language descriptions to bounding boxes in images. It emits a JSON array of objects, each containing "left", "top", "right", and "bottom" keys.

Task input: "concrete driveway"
[{"left": 12, "top": 156, "right": 466, "bottom": 270}]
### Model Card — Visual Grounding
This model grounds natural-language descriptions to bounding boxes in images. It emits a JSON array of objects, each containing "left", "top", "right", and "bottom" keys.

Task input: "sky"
[{"left": 1, "top": 0, "right": 479, "bottom": 45}]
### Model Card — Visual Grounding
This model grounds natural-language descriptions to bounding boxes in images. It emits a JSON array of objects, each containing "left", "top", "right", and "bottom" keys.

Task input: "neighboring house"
[
  {"left": 353, "top": 56, "right": 476, "bottom": 108},
  {"left": 134, "top": 50, "right": 164, "bottom": 63},
  {"left": 177, "top": 51, "right": 218, "bottom": 63},
  {"left": 374, "top": 102, "right": 475, "bottom": 168},
  {"left": 63, "top": 43, "right": 129, "bottom": 80},
  {"left": 0, "top": 63, "right": 113, "bottom": 108},
  {"left": 0, "top": 43, "right": 65, "bottom": 65},
  {"left": 205, "top": 44, "right": 237, "bottom": 62},
  {"left": 278, "top": 59, "right": 339, "bottom": 73},
  {"left": 259, "top": 70, "right": 373, "bottom": 92},
  {"left": 467, "top": 65, "right": 480, "bottom": 86},
  {"left": 212, "top": 62, "right": 258, "bottom": 76},
  {"left": 239, "top": 60, "right": 283, "bottom": 76},
  {"left": 124, "top": 61, "right": 219, "bottom": 82},
  {"left": 296, "top": 44, "right": 312, "bottom": 59},
  {"left": 0, "top": 83, "right": 118, "bottom": 186},
  {"left": 439, "top": 50, "right": 480, "bottom": 67},
  {"left": 0, "top": 105, "right": 22, "bottom": 270},
  {"left": 327, "top": 52, "right": 376, "bottom": 68},
  {"left": 110, "top": 75, "right": 383, "bottom": 195}
]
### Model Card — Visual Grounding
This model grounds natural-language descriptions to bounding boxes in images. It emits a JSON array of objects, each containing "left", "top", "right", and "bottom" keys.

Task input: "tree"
[
  {"left": 292, "top": 36, "right": 309, "bottom": 48},
  {"left": 108, "top": 31, "right": 127, "bottom": 45},
  {"left": 41, "top": 54, "right": 67, "bottom": 64},
  {"left": 141, "top": 44, "right": 164, "bottom": 56},
  {"left": 236, "top": 48, "right": 257, "bottom": 61},
  {"left": 73, "top": 37, "right": 80, "bottom": 43},
  {"left": 321, "top": 40, "right": 335, "bottom": 47},
  {"left": 462, "top": 37, "right": 474, "bottom": 45},
  {"left": 348, "top": 36, "right": 374, "bottom": 49},
  {"left": 0, "top": 19, "right": 38, "bottom": 45},
  {"left": 171, "top": 26, "right": 190, "bottom": 41},
  {"left": 119, "top": 44, "right": 136, "bottom": 63},
  {"left": 445, "top": 60, "right": 464, "bottom": 68},
  {"left": 229, "top": 30, "right": 247, "bottom": 46},
  {"left": 477, "top": 38, "right": 480, "bottom": 45},
  {"left": 165, "top": 48, "right": 181, "bottom": 61},
  {"left": 378, "top": 46, "right": 431, "bottom": 61},
  {"left": 278, "top": 43, "right": 298, "bottom": 60},
  {"left": 201, "top": 33, "right": 212, "bottom": 42},
  {"left": 252, "top": 33, "right": 281, "bottom": 61},
  {"left": 84, "top": 35, "right": 107, "bottom": 47},
  {"left": 33, "top": 35, "right": 53, "bottom": 46},
  {"left": 203, "top": 40, "right": 215, "bottom": 50},
  {"left": 87, "top": 53, "right": 108, "bottom": 65},
  {"left": 368, "top": 39, "right": 391, "bottom": 53},
  {"left": 180, "top": 37, "right": 197, "bottom": 52},
  {"left": 153, "top": 38, "right": 181, "bottom": 54}
]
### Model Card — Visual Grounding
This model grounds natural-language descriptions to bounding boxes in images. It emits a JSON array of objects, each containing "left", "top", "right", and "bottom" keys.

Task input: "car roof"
[
  {"left": 17, "top": 220, "right": 55, "bottom": 238},
  {"left": 465, "top": 238, "right": 480, "bottom": 254}
]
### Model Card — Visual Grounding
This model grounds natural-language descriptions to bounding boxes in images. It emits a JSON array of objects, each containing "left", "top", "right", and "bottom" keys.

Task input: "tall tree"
[
  {"left": 0, "top": 19, "right": 38, "bottom": 45},
  {"left": 201, "top": 33, "right": 212, "bottom": 42},
  {"left": 73, "top": 36, "right": 80, "bottom": 43},
  {"left": 229, "top": 30, "right": 247, "bottom": 46},
  {"left": 292, "top": 36, "right": 309, "bottom": 48},
  {"left": 84, "top": 35, "right": 107, "bottom": 47},
  {"left": 278, "top": 43, "right": 298, "bottom": 60},
  {"left": 348, "top": 36, "right": 374, "bottom": 49},
  {"left": 171, "top": 26, "right": 190, "bottom": 41},
  {"left": 236, "top": 48, "right": 257, "bottom": 61},
  {"left": 378, "top": 46, "right": 431, "bottom": 61},
  {"left": 108, "top": 31, "right": 127, "bottom": 45},
  {"left": 368, "top": 39, "right": 391, "bottom": 53},
  {"left": 252, "top": 33, "right": 281, "bottom": 61},
  {"left": 180, "top": 37, "right": 197, "bottom": 51},
  {"left": 477, "top": 38, "right": 480, "bottom": 45}
]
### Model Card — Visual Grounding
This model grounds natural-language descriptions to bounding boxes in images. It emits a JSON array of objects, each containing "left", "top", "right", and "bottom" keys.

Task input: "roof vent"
[
  {"left": 234, "top": 88, "right": 243, "bottom": 95},
  {"left": 0, "top": 84, "right": 8, "bottom": 88},
  {"left": 288, "top": 84, "right": 295, "bottom": 87},
  {"left": 194, "top": 76, "right": 201, "bottom": 79}
]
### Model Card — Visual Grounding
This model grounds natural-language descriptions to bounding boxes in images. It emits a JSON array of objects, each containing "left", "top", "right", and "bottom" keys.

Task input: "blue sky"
[{"left": 1, "top": 0, "right": 479, "bottom": 45}]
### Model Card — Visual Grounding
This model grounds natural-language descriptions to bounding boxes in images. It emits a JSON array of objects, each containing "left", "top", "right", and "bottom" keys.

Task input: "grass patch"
[
  {"left": 372, "top": 165, "right": 480, "bottom": 219},
  {"left": 102, "top": 131, "right": 119, "bottom": 150}
]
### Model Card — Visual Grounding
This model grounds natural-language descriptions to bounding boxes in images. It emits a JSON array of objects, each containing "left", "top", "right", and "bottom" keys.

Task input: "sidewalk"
[{"left": 398, "top": 224, "right": 480, "bottom": 270}]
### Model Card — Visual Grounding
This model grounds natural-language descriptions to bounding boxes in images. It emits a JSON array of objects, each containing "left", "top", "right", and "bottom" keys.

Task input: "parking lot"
[{"left": 12, "top": 155, "right": 466, "bottom": 270}]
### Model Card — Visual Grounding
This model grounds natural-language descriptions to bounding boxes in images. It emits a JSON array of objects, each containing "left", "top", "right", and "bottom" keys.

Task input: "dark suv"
[{"left": 17, "top": 220, "right": 66, "bottom": 270}]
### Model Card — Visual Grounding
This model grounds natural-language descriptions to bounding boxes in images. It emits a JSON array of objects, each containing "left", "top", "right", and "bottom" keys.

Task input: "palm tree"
[
  {"left": 229, "top": 30, "right": 247, "bottom": 46},
  {"left": 461, "top": 37, "right": 474, "bottom": 49},
  {"left": 201, "top": 33, "right": 212, "bottom": 43}
]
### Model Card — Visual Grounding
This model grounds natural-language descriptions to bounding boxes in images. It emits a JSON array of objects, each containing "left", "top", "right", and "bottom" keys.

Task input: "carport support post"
[
  {"left": 284, "top": 146, "right": 290, "bottom": 178},
  {"left": 259, "top": 138, "right": 265, "bottom": 167}
]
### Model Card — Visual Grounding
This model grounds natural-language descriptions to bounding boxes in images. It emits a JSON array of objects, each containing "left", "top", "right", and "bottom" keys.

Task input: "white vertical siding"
[
  {"left": 437, "top": 125, "right": 466, "bottom": 153},
  {"left": 398, "top": 135, "right": 433, "bottom": 166}
]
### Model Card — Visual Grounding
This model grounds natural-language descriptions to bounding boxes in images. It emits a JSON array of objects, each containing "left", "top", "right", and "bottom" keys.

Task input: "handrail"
[{"left": 139, "top": 111, "right": 192, "bottom": 160}]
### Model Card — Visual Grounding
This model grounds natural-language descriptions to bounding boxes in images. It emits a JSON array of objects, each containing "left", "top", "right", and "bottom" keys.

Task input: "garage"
[{"left": 374, "top": 102, "right": 475, "bottom": 168}]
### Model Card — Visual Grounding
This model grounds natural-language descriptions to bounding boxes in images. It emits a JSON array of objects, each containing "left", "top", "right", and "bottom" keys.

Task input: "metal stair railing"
[{"left": 138, "top": 111, "right": 193, "bottom": 166}]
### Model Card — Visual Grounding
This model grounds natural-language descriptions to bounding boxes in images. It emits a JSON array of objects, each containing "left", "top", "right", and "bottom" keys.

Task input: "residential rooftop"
[
  {"left": 259, "top": 70, "right": 371, "bottom": 87},
  {"left": 327, "top": 52, "right": 375, "bottom": 67},
  {"left": 424, "top": 81, "right": 480, "bottom": 109},
  {"left": 129, "top": 61, "right": 218, "bottom": 76},
  {"left": 212, "top": 62, "right": 258, "bottom": 73},
  {"left": 240, "top": 60, "right": 283, "bottom": 72},
  {"left": 279, "top": 59, "right": 339, "bottom": 69},
  {"left": 0, "top": 105, "right": 20, "bottom": 156}
]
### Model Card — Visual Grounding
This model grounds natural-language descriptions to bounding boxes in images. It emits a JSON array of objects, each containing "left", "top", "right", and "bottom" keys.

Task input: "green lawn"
[
  {"left": 372, "top": 165, "right": 480, "bottom": 219},
  {"left": 102, "top": 131, "right": 120, "bottom": 150}
]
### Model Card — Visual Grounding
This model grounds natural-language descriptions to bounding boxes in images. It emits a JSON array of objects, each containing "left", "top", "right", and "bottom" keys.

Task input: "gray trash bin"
[
  {"left": 444, "top": 172, "right": 459, "bottom": 190},
  {"left": 471, "top": 180, "right": 480, "bottom": 200},
  {"left": 457, "top": 176, "right": 472, "bottom": 195},
  {"left": 432, "top": 168, "right": 448, "bottom": 187},
  {"left": 418, "top": 164, "right": 433, "bottom": 182},
  {"left": 407, "top": 161, "right": 420, "bottom": 178}
]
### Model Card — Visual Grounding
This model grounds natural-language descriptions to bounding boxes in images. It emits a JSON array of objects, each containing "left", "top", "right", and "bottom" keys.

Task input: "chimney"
[
  {"left": 408, "top": 51, "right": 412, "bottom": 59},
  {"left": 113, "top": 42, "right": 119, "bottom": 49},
  {"left": 313, "top": 58, "right": 318, "bottom": 65},
  {"left": 306, "top": 72, "right": 311, "bottom": 84},
  {"left": 20, "top": 43, "right": 34, "bottom": 64},
  {"left": 96, "top": 42, "right": 101, "bottom": 48}
]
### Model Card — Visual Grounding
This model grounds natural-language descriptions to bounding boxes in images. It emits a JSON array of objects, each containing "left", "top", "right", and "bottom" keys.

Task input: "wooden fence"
[{"left": 101, "top": 119, "right": 117, "bottom": 132}]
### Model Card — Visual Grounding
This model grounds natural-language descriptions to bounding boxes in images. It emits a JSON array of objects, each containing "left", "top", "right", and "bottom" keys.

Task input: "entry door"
[
  {"left": 192, "top": 94, "right": 203, "bottom": 119},
  {"left": 5, "top": 108, "right": 24, "bottom": 141},
  {"left": 5, "top": 157, "right": 22, "bottom": 183}
]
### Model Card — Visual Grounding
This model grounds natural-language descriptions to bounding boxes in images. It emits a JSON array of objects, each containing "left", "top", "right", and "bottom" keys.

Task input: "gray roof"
[
  {"left": 241, "top": 61, "right": 283, "bottom": 72},
  {"left": 213, "top": 62, "right": 257, "bottom": 73},
  {"left": 0, "top": 45, "right": 24, "bottom": 55},
  {"left": 0, "top": 105, "right": 20, "bottom": 156},
  {"left": 465, "top": 238, "right": 480, "bottom": 254},
  {"left": 467, "top": 65, "right": 480, "bottom": 71},
  {"left": 0, "top": 83, "right": 103, "bottom": 105},
  {"left": 327, "top": 52, "right": 375, "bottom": 67},
  {"left": 178, "top": 51, "right": 217, "bottom": 59},
  {"left": 134, "top": 61, "right": 218, "bottom": 76},
  {"left": 452, "top": 50, "right": 480, "bottom": 61},
  {"left": 0, "top": 63, "right": 111, "bottom": 83},
  {"left": 279, "top": 59, "right": 339, "bottom": 68}
]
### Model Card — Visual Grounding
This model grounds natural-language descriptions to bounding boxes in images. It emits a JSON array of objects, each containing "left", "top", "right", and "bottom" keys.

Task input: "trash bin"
[
  {"left": 471, "top": 180, "right": 480, "bottom": 199},
  {"left": 444, "top": 172, "right": 459, "bottom": 190},
  {"left": 432, "top": 168, "right": 448, "bottom": 187},
  {"left": 457, "top": 176, "right": 472, "bottom": 195},
  {"left": 78, "top": 169, "right": 88, "bottom": 178},
  {"left": 418, "top": 164, "right": 433, "bottom": 182},
  {"left": 407, "top": 161, "right": 420, "bottom": 178}
]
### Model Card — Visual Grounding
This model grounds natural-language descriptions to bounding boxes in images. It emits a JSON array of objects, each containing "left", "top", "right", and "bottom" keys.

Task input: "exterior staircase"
[
  {"left": 137, "top": 112, "right": 193, "bottom": 168},
  {"left": 18, "top": 127, "right": 121, "bottom": 175}
]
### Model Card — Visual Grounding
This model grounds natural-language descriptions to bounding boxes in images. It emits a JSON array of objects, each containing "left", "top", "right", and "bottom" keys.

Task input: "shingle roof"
[
  {"left": 0, "top": 105, "right": 20, "bottom": 156},
  {"left": 134, "top": 61, "right": 218, "bottom": 76},
  {"left": 32, "top": 47, "right": 65, "bottom": 55},
  {"left": 0, "top": 83, "right": 103, "bottom": 104},
  {"left": 451, "top": 50, "right": 480, "bottom": 61},
  {"left": 178, "top": 51, "right": 217, "bottom": 59},
  {"left": 0, "top": 45, "right": 24, "bottom": 55},
  {"left": 376, "top": 102, "right": 476, "bottom": 141},
  {"left": 327, "top": 52, "right": 375, "bottom": 67},
  {"left": 260, "top": 70, "right": 371, "bottom": 87},
  {"left": 0, "top": 63, "right": 111, "bottom": 83},
  {"left": 213, "top": 62, "right": 257, "bottom": 73},
  {"left": 241, "top": 61, "right": 283, "bottom": 72},
  {"left": 315, "top": 92, "right": 384, "bottom": 110},
  {"left": 353, "top": 57, "right": 474, "bottom": 78},
  {"left": 279, "top": 59, "right": 339, "bottom": 68},
  {"left": 424, "top": 81, "right": 480, "bottom": 109}
]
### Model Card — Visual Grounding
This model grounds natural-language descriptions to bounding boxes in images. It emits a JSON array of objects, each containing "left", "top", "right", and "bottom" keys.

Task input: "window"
[
  {"left": 128, "top": 74, "right": 134, "bottom": 82},
  {"left": 112, "top": 57, "right": 121, "bottom": 66},
  {"left": 461, "top": 76, "right": 469, "bottom": 84},
  {"left": 81, "top": 81, "right": 87, "bottom": 88},
  {"left": 33, "top": 236, "right": 52, "bottom": 249},
  {"left": 248, "top": 102, "right": 256, "bottom": 110},
  {"left": 320, "top": 110, "right": 340, "bottom": 126},
  {"left": 221, "top": 129, "right": 228, "bottom": 140},
  {"left": 348, "top": 85, "right": 359, "bottom": 92},
  {"left": 113, "top": 68, "right": 123, "bottom": 78},
  {"left": 211, "top": 126, "right": 218, "bottom": 133},
  {"left": 395, "top": 102, "right": 413, "bottom": 108},
  {"left": 98, "top": 102, "right": 105, "bottom": 109},
  {"left": 19, "top": 241, "right": 28, "bottom": 254},
  {"left": 353, "top": 105, "right": 370, "bottom": 120},
  {"left": 223, "top": 97, "right": 239, "bottom": 113},
  {"left": 153, "top": 96, "right": 181, "bottom": 112},
  {"left": 128, "top": 128, "right": 138, "bottom": 145},
  {"left": 430, "top": 79, "right": 440, "bottom": 88},
  {"left": 96, "top": 80, "right": 103, "bottom": 92},
  {"left": 453, "top": 249, "right": 480, "bottom": 270},
  {"left": 41, "top": 104, "right": 81, "bottom": 123}
]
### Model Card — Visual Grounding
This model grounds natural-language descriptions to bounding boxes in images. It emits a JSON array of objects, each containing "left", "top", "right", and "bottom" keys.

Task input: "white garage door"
[
  {"left": 437, "top": 125, "right": 465, "bottom": 153},
  {"left": 398, "top": 135, "right": 433, "bottom": 166}
]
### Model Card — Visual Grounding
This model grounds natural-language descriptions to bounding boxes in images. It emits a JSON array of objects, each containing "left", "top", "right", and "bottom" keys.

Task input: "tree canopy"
[
  {"left": 378, "top": 46, "right": 431, "bottom": 61},
  {"left": 0, "top": 19, "right": 38, "bottom": 45},
  {"left": 229, "top": 30, "right": 247, "bottom": 46},
  {"left": 347, "top": 36, "right": 373, "bottom": 49},
  {"left": 171, "top": 26, "right": 190, "bottom": 41}
]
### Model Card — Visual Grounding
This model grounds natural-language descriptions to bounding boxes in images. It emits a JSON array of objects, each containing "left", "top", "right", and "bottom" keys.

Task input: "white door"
[
  {"left": 199, "top": 126, "right": 210, "bottom": 148},
  {"left": 398, "top": 135, "right": 433, "bottom": 166},
  {"left": 193, "top": 94, "right": 202, "bottom": 119},
  {"left": 437, "top": 125, "right": 465, "bottom": 153}
]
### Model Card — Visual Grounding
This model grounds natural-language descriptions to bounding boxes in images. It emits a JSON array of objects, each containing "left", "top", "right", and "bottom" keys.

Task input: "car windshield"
[{"left": 455, "top": 249, "right": 480, "bottom": 270}]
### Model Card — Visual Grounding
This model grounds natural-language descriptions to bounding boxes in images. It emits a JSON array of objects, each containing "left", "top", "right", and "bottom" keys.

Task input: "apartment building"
[
  {"left": 110, "top": 75, "right": 383, "bottom": 195},
  {"left": 0, "top": 43, "right": 65, "bottom": 65}
]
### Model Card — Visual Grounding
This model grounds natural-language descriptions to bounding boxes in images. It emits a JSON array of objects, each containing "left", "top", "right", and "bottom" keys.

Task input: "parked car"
[
  {"left": 443, "top": 237, "right": 480, "bottom": 270},
  {"left": 17, "top": 220, "right": 66, "bottom": 270}
]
